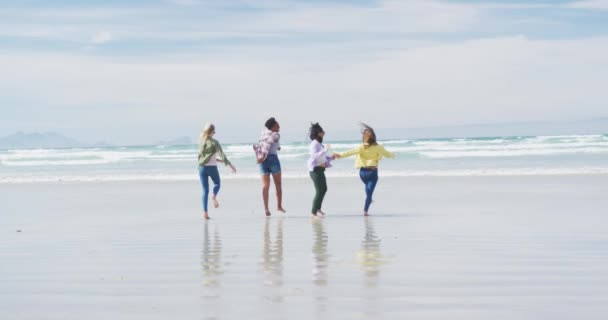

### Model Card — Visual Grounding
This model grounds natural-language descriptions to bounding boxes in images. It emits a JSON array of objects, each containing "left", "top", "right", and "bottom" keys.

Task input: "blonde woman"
[
  {"left": 198, "top": 123, "right": 236, "bottom": 220},
  {"left": 333, "top": 123, "right": 394, "bottom": 216}
]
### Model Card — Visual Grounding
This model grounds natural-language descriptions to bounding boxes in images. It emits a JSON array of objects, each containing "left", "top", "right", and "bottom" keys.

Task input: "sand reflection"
[
  {"left": 201, "top": 221, "right": 223, "bottom": 291},
  {"left": 261, "top": 218, "right": 284, "bottom": 285},
  {"left": 358, "top": 218, "right": 384, "bottom": 288},
  {"left": 312, "top": 219, "right": 329, "bottom": 287},
  {"left": 260, "top": 218, "right": 284, "bottom": 302}
]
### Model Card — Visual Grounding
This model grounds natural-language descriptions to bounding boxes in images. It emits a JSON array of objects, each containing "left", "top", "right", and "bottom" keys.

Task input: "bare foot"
[
  {"left": 310, "top": 213, "right": 320, "bottom": 219},
  {"left": 265, "top": 210, "right": 272, "bottom": 217},
  {"left": 211, "top": 196, "right": 219, "bottom": 209},
  {"left": 277, "top": 207, "right": 287, "bottom": 213},
  {"left": 363, "top": 211, "right": 369, "bottom": 217},
  {"left": 317, "top": 210, "right": 326, "bottom": 216},
  {"left": 204, "top": 212, "right": 210, "bottom": 220}
]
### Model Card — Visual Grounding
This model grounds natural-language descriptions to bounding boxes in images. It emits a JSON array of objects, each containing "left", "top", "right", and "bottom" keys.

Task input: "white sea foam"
[
  {"left": 3, "top": 145, "right": 606, "bottom": 166},
  {"left": 419, "top": 147, "right": 608, "bottom": 158},
  {"left": 382, "top": 140, "right": 411, "bottom": 145},
  {"left": 1, "top": 160, "right": 115, "bottom": 166},
  {"left": 1, "top": 135, "right": 605, "bottom": 170},
  {"left": 2, "top": 167, "right": 607, "bottom": 184}
]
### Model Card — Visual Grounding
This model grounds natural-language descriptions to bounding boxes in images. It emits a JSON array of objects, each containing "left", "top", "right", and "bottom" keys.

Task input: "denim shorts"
[{"left": 259, "top": 154, "right": 281, "bottom": 175}]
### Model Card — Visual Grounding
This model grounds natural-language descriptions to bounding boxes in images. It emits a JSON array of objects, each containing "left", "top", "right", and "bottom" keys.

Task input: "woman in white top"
[{"left": 307, "top": 123, "right": 333, "bottom": 217}]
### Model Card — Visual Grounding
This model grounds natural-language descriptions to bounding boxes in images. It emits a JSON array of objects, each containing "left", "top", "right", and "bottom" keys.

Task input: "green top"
[{"left": 198, "top": 137, "right": 232, "bottom": 167}]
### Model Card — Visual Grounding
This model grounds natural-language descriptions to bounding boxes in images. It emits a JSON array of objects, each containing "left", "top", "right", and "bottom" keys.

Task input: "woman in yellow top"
[{"left": 333, "top": 124, "right": 395, "bottom": 216}]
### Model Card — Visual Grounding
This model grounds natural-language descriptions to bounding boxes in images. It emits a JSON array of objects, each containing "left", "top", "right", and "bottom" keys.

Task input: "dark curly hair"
[
  {"left": 309, "top": 122, "right": 324, "bottom": 143},
  {"left": 265, "top": 117, "right": 278, "bottom": 130}
]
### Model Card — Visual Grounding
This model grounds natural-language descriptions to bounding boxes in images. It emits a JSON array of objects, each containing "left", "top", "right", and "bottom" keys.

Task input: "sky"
[{"left": 1, "top": 0, "right": 607, "bottom": 144}]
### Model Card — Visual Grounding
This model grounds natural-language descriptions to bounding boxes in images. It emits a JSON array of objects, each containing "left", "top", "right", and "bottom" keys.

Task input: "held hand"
[{"left": 331, "top": 152, "right": 339, "bottom": 160}]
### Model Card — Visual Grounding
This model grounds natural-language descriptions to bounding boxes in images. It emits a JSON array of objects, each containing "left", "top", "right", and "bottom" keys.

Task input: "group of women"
[{"left": 197, "top": 118, "right": 394, "bottom": 220}]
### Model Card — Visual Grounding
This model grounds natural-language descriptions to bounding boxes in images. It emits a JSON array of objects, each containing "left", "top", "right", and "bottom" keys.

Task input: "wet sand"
[{"left": 1, "top": 176, "right": 608, "bottom": 319}]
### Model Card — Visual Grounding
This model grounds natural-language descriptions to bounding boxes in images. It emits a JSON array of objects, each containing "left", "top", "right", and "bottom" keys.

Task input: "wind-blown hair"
[
  {"left": 360, "top": 123, "right": 377, "bottom": 146},
  {"left": 309, "top": 122, "right": 324, "bottom": 143},
  {"left": 200, "top": 123, "right": 215, "bottom": 143}
]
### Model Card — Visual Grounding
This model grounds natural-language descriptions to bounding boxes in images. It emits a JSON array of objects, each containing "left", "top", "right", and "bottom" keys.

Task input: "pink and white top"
[{"left": 254, "top": 129, "right": 281, "bottom": 161}]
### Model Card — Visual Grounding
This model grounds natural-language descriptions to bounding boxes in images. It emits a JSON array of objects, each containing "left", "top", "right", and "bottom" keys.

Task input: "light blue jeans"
[{"left": 198, "top": 165, "right": 220, "bottom": 212}]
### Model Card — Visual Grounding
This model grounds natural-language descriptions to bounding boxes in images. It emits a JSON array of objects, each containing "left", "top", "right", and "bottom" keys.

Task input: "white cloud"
[
  {"left": 0, "top": 0, "right": 605, "bottom": 47},
  {"left": 1, "top": 36, "right": 607, "bottom": 138},
  {"left": 0, "top": 0, "right": 481, "bottom": 44},
  {"left": 0, "top": 25, "right": 76, "bottom": 39},
  {"left": 565, "top": 0, "right": 608, "bottom": 9},
  {"left": 1, "top": 1, "right": 608, "bottom": 142},
  {"left": 91, "top": 31, "right": 113, "bottom": 44},
  {"left": 235, "top": 0, "right": 480, "bottom": 34},
  {"left": 167, "top": 0, "right": 203, "bottom": 5}
]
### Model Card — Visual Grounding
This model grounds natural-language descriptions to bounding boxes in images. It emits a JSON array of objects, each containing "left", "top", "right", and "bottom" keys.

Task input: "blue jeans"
[
  {"left": 359, "top": 168, "right": 378, "bottom": 212},
  {"left": 198, "top": 166, "right": 221, "bottom": 212},
  {"left": 259, "top": 154, "right": 281, "bottom": 175}
]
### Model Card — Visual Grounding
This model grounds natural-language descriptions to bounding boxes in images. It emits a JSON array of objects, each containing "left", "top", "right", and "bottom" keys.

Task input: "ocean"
[
  {"left": 1, "top": 134, "right": 607, "bottom": 183},
  {"left": 3, "top": 135, "right": 608, "bottom": 319}
]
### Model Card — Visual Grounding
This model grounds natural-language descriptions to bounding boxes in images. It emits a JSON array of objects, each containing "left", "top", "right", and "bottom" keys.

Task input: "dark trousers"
[
  {"left": 310, "top": 167, "right": 328, "bottom": 214},
  {"left": 359, "top": 168, "right": 378, "bottom": 212}
]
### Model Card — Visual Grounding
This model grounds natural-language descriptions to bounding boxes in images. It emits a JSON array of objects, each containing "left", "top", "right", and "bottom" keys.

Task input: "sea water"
[{"left": 1, "top": 134, "right": 607, "bottom": 183}]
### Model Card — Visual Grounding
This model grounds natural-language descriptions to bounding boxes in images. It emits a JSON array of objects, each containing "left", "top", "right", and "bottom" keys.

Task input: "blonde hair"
[{"left": 200, "top": 123, "right": 215, "bottom": 142}]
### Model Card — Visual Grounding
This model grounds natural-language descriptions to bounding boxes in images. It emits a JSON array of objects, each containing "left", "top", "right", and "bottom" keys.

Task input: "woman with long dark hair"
[
  {"left": 307, "top": 123, "right": 332, "bottom": 218},
  {"left": 333, "top": 123, "right": 394, "bottom": 216}
]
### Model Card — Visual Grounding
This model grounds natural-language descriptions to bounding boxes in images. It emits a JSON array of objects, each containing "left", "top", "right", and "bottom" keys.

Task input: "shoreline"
[{"left": 2, "top": 170, "right": 608, "bottom": 185}]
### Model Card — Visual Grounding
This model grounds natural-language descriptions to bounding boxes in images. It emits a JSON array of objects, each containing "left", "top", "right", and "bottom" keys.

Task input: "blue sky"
[{"left": 1, "top": 0, "right": 607, "bottom": 144}]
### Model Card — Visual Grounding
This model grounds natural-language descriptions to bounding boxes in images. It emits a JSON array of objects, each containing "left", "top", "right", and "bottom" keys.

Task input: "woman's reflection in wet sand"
[
  {"left": 357, "top": 218, "right": 385, "bottom": 318},
  {"left": 311, "top": 218, "right": 330, "bottom": 318},
  {"left": 201, "top": 221, "right": 223, "bottom": 292},
  {"left": 311, "top": 219, "right": 329, "bottom": 287},
  {"left": 358, "top": 218, "right": 384, "bottom": 288},
  {"left": 260, "top": 218, "right": 284, "bottom": 302}
]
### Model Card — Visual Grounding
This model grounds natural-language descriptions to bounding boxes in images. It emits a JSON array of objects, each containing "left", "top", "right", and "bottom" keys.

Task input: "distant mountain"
[
  {"left": 0, "top": 132, "right": 86, "bottom": 150},
  {"left": 155, "top": 136, "right": 194, "bottom": 146},
  {"left": 91, "top": 141, "right": 113, "bottom": 148},
  {"left": 0, "top": 132, "right": 196, "bottom": 149}
]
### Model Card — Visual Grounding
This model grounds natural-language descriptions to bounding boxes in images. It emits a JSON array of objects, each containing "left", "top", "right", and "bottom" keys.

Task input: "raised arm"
[
  {"left": 336, "top": 145, "right": 362, "bottom": 159},
  {"left": 379, "top": 144, "right": 395, "bottom": 159}
]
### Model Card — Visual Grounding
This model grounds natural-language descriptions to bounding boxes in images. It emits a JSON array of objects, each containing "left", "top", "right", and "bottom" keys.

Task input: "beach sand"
[{"left": 1, "top": 175, "right": 608, "bottom": 319}]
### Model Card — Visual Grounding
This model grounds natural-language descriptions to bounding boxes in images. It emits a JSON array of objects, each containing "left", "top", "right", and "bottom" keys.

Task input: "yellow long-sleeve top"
[{"left": 337, "top": 143, "right": 395, "bottom": 168}]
